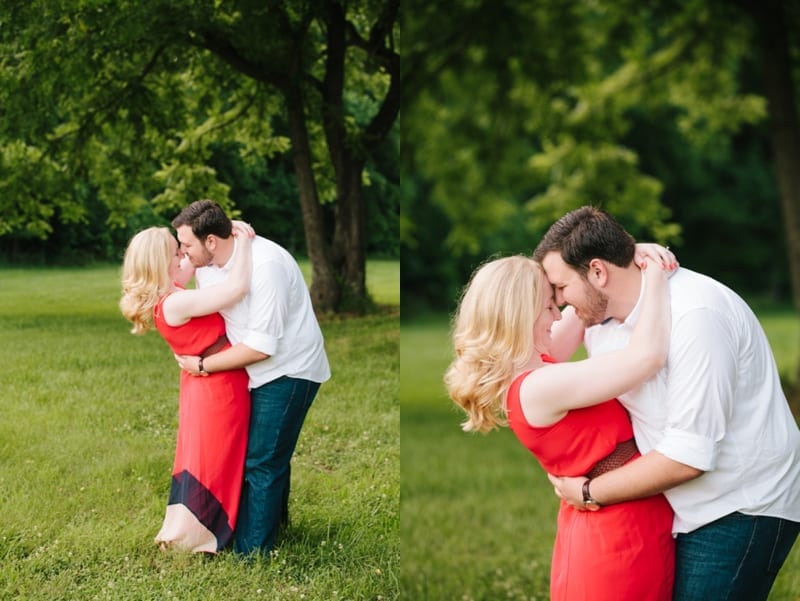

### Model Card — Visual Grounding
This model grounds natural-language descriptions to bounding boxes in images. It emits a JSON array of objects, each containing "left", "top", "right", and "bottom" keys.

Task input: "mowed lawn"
[
  {"left": 0, "top": 261, "right": 398, "bottom": 601},
  {"left": 400, "top": 311, "right": 800, "bottom": 601}
]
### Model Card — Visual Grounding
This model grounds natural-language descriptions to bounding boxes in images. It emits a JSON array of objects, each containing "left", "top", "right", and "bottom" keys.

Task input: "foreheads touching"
[
  {"left": 532, "top": 206, "right": 636, "bottom": 276},
  {"left": 171, "top": 199, "right": 233, "bottom": 243}
]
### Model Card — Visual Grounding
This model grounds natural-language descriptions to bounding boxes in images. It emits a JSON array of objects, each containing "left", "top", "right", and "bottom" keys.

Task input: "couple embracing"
[
  {"left": 447, "top": 206, "right": 800, "bottom": 600},
  {"left": 120, "top": 199, "right": 330, "bottom": 555}
]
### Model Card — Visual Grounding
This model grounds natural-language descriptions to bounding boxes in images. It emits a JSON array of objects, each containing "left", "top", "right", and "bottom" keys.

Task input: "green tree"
[
  {"left": 403, "top": 1, "right": 683, "bottom": 257},
  {"left": 404, "top": 0, "right": 800, "bottom": 390},
  {"left": 0, "top": 0, "right": 399, "bottom": 313},
  {"left": 403, "top": 0, "right": 791, "bottom": 294},
  {"left": 735, "top": 0, "right": 800, "bottom": 314}
]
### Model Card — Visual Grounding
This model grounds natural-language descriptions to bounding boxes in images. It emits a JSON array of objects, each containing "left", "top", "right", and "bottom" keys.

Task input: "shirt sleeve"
[
  {"left": 241, "top": 258, "right": 291, "bottom": 356},
  {"left": 655, "top": 307, "right": 738, "bottom": 471}
]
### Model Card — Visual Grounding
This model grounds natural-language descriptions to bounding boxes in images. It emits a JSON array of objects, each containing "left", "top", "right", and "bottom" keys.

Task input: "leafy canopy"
[
  {"left": 402, "top": 0, "right": 765, "bottom": 254},
  {"left": 0, "top": 0, "right": 394, "bottom": 241}
]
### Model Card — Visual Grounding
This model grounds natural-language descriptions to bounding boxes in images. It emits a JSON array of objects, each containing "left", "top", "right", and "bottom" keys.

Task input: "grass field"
[
  {"left": 0, "top": 261, "right": 398, "bottom": 600},
  {"left": 400, "top": 312, "right": 800, "bottom": 601}
]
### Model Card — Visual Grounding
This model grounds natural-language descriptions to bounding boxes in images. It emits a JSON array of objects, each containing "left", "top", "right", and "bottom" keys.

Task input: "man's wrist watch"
[
  {"left": 198, "top": 357, "right": 208, "bottom": 375},
  {"left": 582, "top": 479, "right": 601, "bottom": 511}
]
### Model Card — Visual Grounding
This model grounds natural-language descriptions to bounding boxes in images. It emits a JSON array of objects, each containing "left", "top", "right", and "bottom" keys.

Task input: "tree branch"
[
  {"left": 341, "top": 1, "right": 400, "bottom": 153},
  {"left": 196, "top": 28, "right": 290, "bottom": 90},
  {"left": 41, "top": 44, "right": 170, "bottom": 166},
  {"left": 364, "top": 53, "right": 400, "bottom": 154},
  {"left": 197, "top": 94, "right": 258, "bottom": 143},
  {"left": 321, "top": 0, "right": 347, "bottom": 178}
]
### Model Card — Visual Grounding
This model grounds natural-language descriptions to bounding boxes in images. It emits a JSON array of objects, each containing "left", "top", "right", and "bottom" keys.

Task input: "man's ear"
[
  {"left": 204, "top": 235, "right": 217, "bottom": 253},
  {"left": 587, "top": 258, "right": 609, "bottom": 287}
]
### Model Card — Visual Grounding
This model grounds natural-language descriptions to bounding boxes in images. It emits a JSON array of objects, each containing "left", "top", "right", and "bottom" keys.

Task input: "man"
[
  {"left": 539, "top": 206, "right": 800, "bottom": 600},
  {"left": 172, "top": 199, "right": 331, "bottom": 555}
]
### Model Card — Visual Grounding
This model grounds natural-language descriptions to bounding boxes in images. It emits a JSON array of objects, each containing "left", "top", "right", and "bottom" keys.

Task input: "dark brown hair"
[
  {"left": 533, "top": 206, "right": 636, "bottom": 274},
  {"left": 171, "top": 199, "right": 232, "bottom": 240}
]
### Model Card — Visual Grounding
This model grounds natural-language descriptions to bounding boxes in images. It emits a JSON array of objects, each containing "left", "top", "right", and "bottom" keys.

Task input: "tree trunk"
[
  {"left": 322, "top": 0, "right": 370, "bottom": 312},
  {"left": 285, "top": 85, "right": 341, "bottom": 313},
  {"left": 747, "top": 0, "right": 800, "bottom": 384},
  {"left": 332, "top": 161, "right": 368, "bottom": 310}
]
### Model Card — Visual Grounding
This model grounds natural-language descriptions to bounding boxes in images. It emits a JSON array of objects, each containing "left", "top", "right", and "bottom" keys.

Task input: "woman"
[
  {"left": 445, "top": 250, "right": 675, "bottom": 600},
  {"left": 120, "top": 222, "right": 252, "bottom": 553}
]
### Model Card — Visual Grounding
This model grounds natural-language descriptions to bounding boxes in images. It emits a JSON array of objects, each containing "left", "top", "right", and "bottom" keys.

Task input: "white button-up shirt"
[
  {"left": 585, "top": 268, "right": 800, "bottom": 533},
  {"left": 196, "top": 236, "right": 331, "bottom": 389}
]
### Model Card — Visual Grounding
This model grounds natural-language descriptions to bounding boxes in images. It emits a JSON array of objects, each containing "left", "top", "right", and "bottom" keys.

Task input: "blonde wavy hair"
[
  {"left": 119, "top": 227, "right": 174, "bottom": 335},
  {"left": 444, "top": 255, "right": 547, "bottom": 433}
]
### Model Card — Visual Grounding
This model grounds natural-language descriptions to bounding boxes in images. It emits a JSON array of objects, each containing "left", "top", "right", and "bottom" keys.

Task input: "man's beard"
[
  {"left": 576, "top": 278, "right": 609, "bottom": 327},
  {"left": 189, "top": 247, "right": 214, "bottom": 268}
]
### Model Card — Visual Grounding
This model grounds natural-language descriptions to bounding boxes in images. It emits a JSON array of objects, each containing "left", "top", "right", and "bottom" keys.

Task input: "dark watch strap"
[{"left": 582, "top": 479, "right": 599, "bottom": 506}]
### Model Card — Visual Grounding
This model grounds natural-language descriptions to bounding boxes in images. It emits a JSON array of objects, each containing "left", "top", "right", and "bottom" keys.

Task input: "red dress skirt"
[
  {"left": 506, "top": 359, "right": 675, "bottom": 600},
  {"left": 153, "top": 295, "right": 250, "bottom": 552}
]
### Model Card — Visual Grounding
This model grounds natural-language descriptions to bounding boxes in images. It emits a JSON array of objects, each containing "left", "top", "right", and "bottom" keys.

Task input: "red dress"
[
  {"left": 153, "top": 295, "right": 250, "bottom": 552},
  {"left": 506, "top": 357, "right": 675, "bottom": 600}
]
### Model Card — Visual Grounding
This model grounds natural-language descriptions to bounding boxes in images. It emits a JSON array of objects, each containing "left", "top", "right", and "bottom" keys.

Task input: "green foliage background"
[
  {"left": 0, "top": 133, "right": 399, "bottom": 264},
  {"left": 0, "top": 1, "right": 400, "bottom": 265},
  {"left": 401, "top": 0, "right": 793, "bottom": 317}
]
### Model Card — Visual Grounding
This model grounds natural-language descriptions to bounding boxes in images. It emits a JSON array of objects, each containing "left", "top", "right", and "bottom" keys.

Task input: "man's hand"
[
  {"left": 174, "top": 353, "right": 207, "bottom": 376},
  {"left": 548, "top": 473, "right": 587, "bottom": 510}
]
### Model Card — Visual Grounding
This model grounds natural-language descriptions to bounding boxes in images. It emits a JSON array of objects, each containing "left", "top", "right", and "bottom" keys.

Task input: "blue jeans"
[
  {"left": 234, "top": 376, "right": 320, "bottom": 555},
  {"left": 673, "top": 512, "right": 799, "bottom": 601}
]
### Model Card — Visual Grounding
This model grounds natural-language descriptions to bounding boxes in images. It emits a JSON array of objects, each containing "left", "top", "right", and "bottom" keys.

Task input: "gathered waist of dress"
[
  {"left": 201, "top": 334, "right": 229, "bottom": 358},
  {"left": 586, "top": 438, "right": 639, "bottom": 479}
]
